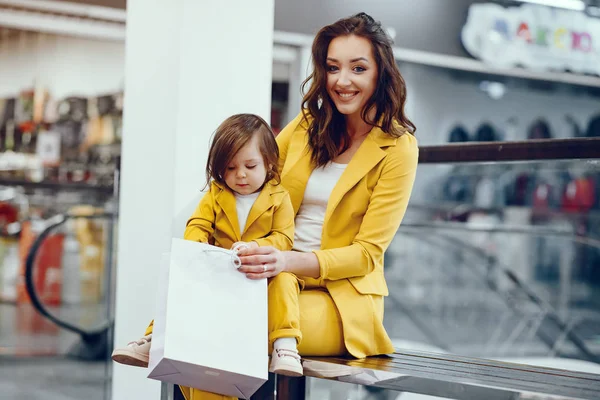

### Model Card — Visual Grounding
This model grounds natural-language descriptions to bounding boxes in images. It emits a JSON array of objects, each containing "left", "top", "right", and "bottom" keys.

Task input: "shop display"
[
  {"left": 0, "top": 87, "right": 122, "bottom": 187},
  {"left": 527, "top": 119, "right": 553, "bottom": 140},
  {"left": 0, "top": 238, "right": 19, "bottom": 302},
  {"left": 0, "top": 83, "right": 118, "bottom": 317},
  {"left": 587, "top": 114, "right": 600, "bottom": 138},
  {"left": 562, "top": 175, "right": 596, "bottom": 213},
  {"left": 473, "top": 123, "right": 499, "bottom": 142},
  {"left": 448, "top": 125, "right": 470, "bottom": 143},
  {"left": 71, "top": 206, "right": 106, "bottom": 304},
  {"left": 461, "top": 3, "right": 600, "bottom": 76}
]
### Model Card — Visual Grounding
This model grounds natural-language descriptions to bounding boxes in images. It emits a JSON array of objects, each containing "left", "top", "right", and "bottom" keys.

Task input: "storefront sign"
[{"left": 461, "top": 3, "right": 600, "bottom": 75}]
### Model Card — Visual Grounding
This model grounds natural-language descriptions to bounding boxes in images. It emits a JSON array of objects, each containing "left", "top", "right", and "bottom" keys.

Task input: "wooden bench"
[
  {"left": 171, "top": 349, "right": 600, "bottom": 399},
  {"left": 258, "top": 350, "right": 600, "bottom": 400}
]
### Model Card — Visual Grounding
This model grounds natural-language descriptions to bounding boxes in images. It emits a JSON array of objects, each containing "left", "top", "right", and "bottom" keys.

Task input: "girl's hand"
[
  {"left": 231, "top": 241, "right": 258, "bottom": 253},
  {"left": 237, "top": 246, "right": 287, "bottom": 280}
]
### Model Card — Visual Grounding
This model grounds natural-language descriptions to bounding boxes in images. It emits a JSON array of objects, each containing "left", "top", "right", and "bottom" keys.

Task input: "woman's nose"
[{"left": 338, "top": 69, "right": 351, "bottom": 86}]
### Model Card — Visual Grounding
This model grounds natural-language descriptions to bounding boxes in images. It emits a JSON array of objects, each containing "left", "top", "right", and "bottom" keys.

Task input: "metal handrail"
[
  {"left": 418, "top": 137, "right": 600, "bottom": 163},
  {"left": 24, "top": 212, "right": 116, "bottom": 339},
  {"left": 399, "top": 221, "right": 600, "bottom": 249}
]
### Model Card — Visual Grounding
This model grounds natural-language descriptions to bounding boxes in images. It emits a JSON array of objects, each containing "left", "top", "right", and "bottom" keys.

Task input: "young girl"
[{"left": 111, "top": 113, "right": 297, "bottom": 375}]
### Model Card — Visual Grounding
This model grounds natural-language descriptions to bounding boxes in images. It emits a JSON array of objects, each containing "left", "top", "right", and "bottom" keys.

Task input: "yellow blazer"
[
  {"left": 277, "top": 112, "right": 418, "bottom": 358},
  {"left": 184, "top": 180, "right": 294, "bottom": 251}
]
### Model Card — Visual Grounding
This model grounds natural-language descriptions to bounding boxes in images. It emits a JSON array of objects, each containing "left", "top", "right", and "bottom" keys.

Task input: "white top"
[
  {"left": 234, "top": 191, "right": 260, "bottom": 234},
  {"left": 293, "top": 162, "right": 347, "bottom": 252}
]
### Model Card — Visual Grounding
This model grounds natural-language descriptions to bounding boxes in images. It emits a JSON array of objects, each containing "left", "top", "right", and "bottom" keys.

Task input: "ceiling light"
[
  {"left": 479, "top": 81, "right": 506, "bottom": 100},
  {"left": 517, "top": 0, "right": 586, "bottom": 11}
]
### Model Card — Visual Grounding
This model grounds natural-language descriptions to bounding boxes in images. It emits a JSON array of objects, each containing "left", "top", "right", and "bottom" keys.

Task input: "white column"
[
  {"left": 112, "top": 0, "right": 274, "bottom": 398},
  {"left": 286, "top": 45, "right": 311, "bottom": 124}
]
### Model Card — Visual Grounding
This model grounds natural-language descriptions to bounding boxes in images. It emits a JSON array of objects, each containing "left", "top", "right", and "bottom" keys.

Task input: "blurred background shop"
[{"left": 0, "top": 0, "right": 599, "bottom": 399}]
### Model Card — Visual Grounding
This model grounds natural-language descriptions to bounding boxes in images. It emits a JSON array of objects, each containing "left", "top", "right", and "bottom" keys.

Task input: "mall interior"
[{"left": 1, "top": 0, "right": 600, "bottom": 399}]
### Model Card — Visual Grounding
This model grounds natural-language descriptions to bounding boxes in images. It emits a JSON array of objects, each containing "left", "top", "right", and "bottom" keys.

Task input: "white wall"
[{"left": 0, "top": 33, "right": 125, "bottom": 99}]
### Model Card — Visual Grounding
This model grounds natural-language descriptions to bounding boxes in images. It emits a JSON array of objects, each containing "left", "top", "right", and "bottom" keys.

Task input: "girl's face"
[
  {"left": 224, "top": 133, "right": 268, "bottom": 195},
  {"left": 325, "top": 34, "right": 378, "bottom": 119}
]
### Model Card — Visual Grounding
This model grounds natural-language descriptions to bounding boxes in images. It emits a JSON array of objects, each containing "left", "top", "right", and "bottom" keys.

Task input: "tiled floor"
[
  {"left": 0, "top": 302, "right": 113, "bottom": 400},
  {"left": 0, "top": 357, "right": 110, "bottom": 400}
]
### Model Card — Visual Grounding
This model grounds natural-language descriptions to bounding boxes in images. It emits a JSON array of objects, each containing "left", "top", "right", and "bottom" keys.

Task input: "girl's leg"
[
  {"left": 111, "top": 319, "right": 155, "bottom": 367},
  {"left": 268, "top": 272, "right": 302, "bottom": 348},
  {"left": 144, "top": 320, "right": 154, "bottom": 335}
]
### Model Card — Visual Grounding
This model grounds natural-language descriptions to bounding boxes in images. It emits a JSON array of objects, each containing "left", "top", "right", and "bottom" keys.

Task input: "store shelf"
[
  {"left": 0, "top": 178, "right": 114, "bottom": 194},
  {"left": 0, "top": 3, "right": 125, "bottom": 41},
  {"left": 393, "top": 47, "right": 600, "bottom": 89},
  {"left": 0, "top": 0, "right": 126, "bottom": 22},
  {"left": 273, "top": 31, "right": 600, "bottom": 89}
]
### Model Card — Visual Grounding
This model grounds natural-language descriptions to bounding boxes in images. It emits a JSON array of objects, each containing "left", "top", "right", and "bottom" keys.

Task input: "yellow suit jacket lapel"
[
  {"left": 243, "top": 182, "right": 286, "bottom": 234},
  {"left": 213, "top": 183, "right": 241, "bottom": 241},
  {"left": 281, "top": 130, "right": 314, "bottom": 214},
  {"left": 325, "top": 127, "right": 397, "bottom": 222}
]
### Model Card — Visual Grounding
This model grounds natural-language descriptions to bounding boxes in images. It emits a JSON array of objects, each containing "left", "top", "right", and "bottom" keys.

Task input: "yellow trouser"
[{"left": 145, "top": 272, "right": 345, "bottom": 400}]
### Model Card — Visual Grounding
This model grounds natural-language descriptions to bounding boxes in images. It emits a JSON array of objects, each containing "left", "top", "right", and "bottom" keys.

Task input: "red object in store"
[
  {"left": 16, "top": 221, "right": 64, "bottom": 306},
  {"left": 562, "top": 178, "right": 596, "bottom": 212},
  {"left": 18, "top": 120, "right": 37, "bottom": 133},
  {"left": 0, "top": 202, "right": 18, "bottom": 227}
]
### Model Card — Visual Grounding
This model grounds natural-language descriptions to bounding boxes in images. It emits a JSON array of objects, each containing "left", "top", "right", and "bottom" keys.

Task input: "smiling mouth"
[{"left": 336, "top": 91, "right": 359, "bottom": 100}]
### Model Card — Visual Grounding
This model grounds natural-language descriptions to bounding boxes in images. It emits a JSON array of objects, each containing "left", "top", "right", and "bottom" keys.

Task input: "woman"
[{"left": 183, "top": 11, "right": 418, "bottom": 400}]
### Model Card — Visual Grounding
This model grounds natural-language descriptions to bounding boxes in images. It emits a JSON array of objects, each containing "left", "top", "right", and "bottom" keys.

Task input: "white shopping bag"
[{"left": 148, "top": 238, "right": 268, "bottom": 399}]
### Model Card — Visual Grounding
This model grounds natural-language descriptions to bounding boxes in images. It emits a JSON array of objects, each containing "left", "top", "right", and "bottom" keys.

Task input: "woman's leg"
[
  {"left": 269, "top": 272, "right": 345, "bottom": 356},
  {"left": 296, "top": 288, "right": 345, "bottom": 356}
]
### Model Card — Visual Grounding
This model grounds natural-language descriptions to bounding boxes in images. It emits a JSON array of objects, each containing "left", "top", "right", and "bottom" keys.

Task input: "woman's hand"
[{"left": 237, "top": 246, "right": 287, "bottom": 280}]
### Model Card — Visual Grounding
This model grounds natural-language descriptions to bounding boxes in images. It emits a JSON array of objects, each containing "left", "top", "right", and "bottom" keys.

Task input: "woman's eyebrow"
[{"left": 326, "top": 57, "right": 369, "bottom": 63}]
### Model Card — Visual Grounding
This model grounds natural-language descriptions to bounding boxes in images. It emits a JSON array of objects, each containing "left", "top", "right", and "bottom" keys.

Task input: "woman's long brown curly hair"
[{"left": 301, "top": 12, "right": 416, "bottom": 167}]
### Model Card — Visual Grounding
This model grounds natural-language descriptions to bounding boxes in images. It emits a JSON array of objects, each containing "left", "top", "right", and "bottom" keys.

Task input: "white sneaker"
[
  {"left": 269, "top": 348, "right": 303, "bottom": 377},
  {"left": 111, "top": 334, "right": 152, "bottom": 368}
]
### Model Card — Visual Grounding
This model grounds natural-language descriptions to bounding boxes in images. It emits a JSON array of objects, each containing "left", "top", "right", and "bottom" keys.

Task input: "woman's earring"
[{"left": 317, "top": 96, "right": 323, "bottom": 110}]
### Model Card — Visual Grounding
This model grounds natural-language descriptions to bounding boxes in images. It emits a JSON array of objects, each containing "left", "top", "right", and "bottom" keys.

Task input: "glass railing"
[
  {"left": 0, "top": 197, "right": 117, "bottom": 400},
  {"left": 306, "top": 139, "right": 600, "bottom": 399}
]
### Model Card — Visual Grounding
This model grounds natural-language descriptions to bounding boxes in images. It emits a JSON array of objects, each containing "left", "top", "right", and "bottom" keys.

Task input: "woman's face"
[{"left": 326, "top": 34, "right": 378, "bottom": 119}]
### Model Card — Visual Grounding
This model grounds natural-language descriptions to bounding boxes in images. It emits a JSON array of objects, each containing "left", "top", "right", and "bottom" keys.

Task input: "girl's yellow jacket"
[
  {"left": 278, "top": 113, "right": 419, "bottom": 358},
  {"left": 184, "top": 180, "right": 294, "bottom": 251}
]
